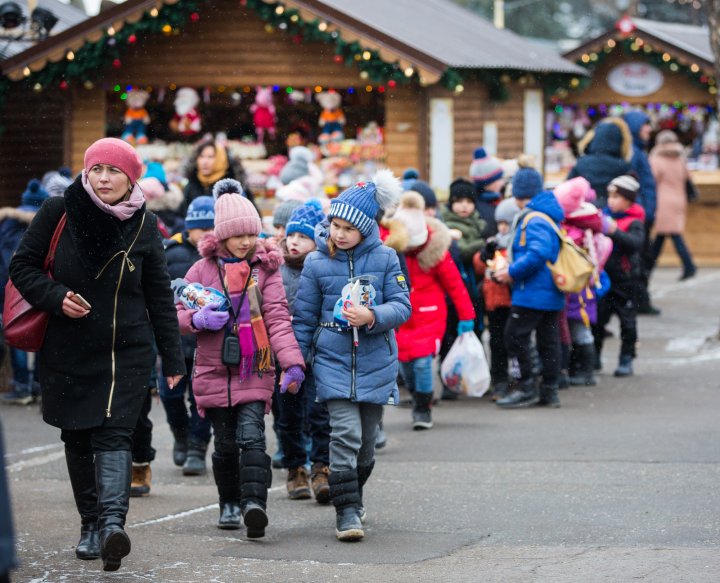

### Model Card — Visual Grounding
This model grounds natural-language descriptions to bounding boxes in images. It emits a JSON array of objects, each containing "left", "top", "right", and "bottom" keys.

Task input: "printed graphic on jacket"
[{"left": 333, "top": 275, "right": 377, "bottom": 329}]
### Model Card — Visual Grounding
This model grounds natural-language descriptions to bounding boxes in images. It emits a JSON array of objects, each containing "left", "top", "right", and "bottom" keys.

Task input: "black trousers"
[
  {"left": 635, "top": 219, "right": 655, "bottom": 310},
  {"left": 61, "top": 426, "right": 134, "bottom": 455},
  {"left": 131, "top": 388, "right": 156, "bottom": 464},
  {"left": 205, "top": 401, "right": 265, "bottom": 457},
  {"left": 487, "top": 307, "right": 510, "bottom": 384},
  {"left": 504, "top": 306, "right": 560, "bottom": 386},
  {"left": 593, "top": 290, "right": 637, "bottom": 359}
]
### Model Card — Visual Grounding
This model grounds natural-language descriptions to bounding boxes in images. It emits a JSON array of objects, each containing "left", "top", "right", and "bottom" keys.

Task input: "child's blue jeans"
[{"left": 399, "top": 355, "right": 434, "bottom": 394}]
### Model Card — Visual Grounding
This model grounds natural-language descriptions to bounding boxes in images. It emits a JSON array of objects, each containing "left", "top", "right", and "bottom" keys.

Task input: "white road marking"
[
  {"left": 652, "top": 271, "right": 720, "bottom": 299},
  {"left": 6, "top": 450, "right": 65, "bottom": 473},
  {"left": 4, "top": 443, "right": 63, "bottom": 460}
]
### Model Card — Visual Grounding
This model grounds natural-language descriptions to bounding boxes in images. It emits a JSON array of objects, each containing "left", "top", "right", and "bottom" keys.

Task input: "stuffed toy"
[
  {"left": 170, "top": 87, "right": 202, "bottom": 137},
  {"left": 316, "top": 90, "right": 346, "bottom": 146},
  {"left": 122, "top": 89, "right": 151, "bottom": 145},
  {"left": 250, "top": 86, "right": 277, "bottom": 143}
]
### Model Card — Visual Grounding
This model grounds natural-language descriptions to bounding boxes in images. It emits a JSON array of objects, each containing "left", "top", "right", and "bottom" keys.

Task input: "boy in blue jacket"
[{"left": 494, "top": 168, "right": 565, "bottom": 409}]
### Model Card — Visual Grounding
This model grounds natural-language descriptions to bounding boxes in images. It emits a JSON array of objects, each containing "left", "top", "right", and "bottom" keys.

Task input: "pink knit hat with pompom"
[
  {"left": 554, "top": 177, "right": 593, "bottom": 216},
  {"left": 212, "top": 179, "right": 261, "bottom": 239}
]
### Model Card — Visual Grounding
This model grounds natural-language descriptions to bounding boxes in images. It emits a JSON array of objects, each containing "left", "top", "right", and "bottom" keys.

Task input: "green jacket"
[{"left": 441, "top": 208, "right": 487, "bottom": 264}]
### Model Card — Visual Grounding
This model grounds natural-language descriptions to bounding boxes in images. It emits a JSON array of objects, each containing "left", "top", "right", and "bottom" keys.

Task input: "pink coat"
[
  {"left": 177, "top": 235, "right": 304, "bottom": 415},
  {"left": 649, "top": 142, "right": 689, "bottom": 234}
]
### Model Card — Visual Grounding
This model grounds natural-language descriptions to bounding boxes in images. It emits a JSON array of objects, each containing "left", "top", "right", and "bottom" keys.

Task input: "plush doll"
[
  {"left": 122, "top": 89, "right": 151, "bottom": 145},
  {"left": 170, "top": 87, "right": 202, "bottom": 137},
  {"left": 250, "top": 86, "right": 277, "bottom": 143},
  {"left": 316, "top": 90, "right": 346, "bottom": 146}
]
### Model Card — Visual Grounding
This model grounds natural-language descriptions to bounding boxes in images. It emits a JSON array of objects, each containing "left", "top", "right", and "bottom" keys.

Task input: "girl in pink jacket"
[{"left": 177, "top": 179, "right": 305, "bottom": 540}]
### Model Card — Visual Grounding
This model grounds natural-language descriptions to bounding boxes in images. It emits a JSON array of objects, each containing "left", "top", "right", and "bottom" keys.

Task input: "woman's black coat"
[{"left": 9, "top": 177, "right": 185, "bottom": 430}]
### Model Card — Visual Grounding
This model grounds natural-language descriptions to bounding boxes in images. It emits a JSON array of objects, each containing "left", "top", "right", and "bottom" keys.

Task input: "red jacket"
[{"left": 395, "top": 217, "right": 475, "bottom": 362}]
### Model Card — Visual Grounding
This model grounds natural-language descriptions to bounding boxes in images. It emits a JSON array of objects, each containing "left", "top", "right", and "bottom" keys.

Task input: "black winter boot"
[
  {"left": 65, "top": 449, "right": 100, "bottom": 560},
  {"left": 496, "top": 378, "right": 539, "bottom": 409},
  {"left": 212, "top": 453, "right": 241, "bottom": 530},
  {"left": 182, "top": 438, "right": 207, "bottom": 476},
  {"left": 239, "top": 450, "right": 272, "bottom": 538},
  {"left": 412, "top": 392, "right": 433, "bottom": 430},
  {"left": 356, "top": 460, "right": 375, "bottom": 524},
  {"left": 614, "top": 354, "right": 634, "bottom": 377},
  {"left": 538, "top": 384, "right": 561, "bottom": 408},
  {"left": 329, "top": 469, "right": 364, "bottom": 541},
  {"left": 569, "top": 344, "right": 597, "bottom": 386},
  {"left": 95, "top": 450, "right": 132, "bottom": 572},
  {"left": 170, "top": 426, "right": 188, "bottom": 467}
]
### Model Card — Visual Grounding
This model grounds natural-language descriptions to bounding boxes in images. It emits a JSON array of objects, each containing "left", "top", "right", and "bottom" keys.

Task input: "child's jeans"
[
  {"left": 593, "top": 290, "right": 637, "bottom": 358},
  {"left": 276, "top": 368, "right": 331, "bottom": 469},
  {"left": 399, "top": 356, "right": 433, "bottom": 395},
  {"left": 504, "top": 306, "right": 561, "bottom": 385},
  {"left": 205, "top": 401, "right": 265, "bottom": 457},
  {"left": 326, "top": 400, "right": 383, "bottom": 472}
]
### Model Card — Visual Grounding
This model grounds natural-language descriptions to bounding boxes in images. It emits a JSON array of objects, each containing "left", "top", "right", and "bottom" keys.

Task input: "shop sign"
[{"left": 607, "top": 62, "right": 664, "bottom": 97}]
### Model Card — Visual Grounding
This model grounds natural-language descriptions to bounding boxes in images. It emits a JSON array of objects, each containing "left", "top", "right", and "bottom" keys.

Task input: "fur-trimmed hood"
[
  {"left": 198, "top": 233, "right": 283, "bottom": 271},
  {"left": 381, "top": 217, "right": 410, "bottom": 253},
  {"left": 577, "top": 117, "right": 634, "bottom": 162},
  {"left": 407, "top": 217, "right": 452, "bottom": 272},
  {"left": 650, "top": 141, "right": 684, "bottom": 159},
  {"left": 0, "top": 207, "right": 36, "bottom": 224}
]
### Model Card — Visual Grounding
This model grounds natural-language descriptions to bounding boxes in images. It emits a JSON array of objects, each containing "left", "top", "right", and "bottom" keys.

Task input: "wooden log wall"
[
  {"left": 385, "top": 84, "right": 423, "bottom": 175},
  {"left": 68, "top": 87, "right": 106, "bottom": 176}
]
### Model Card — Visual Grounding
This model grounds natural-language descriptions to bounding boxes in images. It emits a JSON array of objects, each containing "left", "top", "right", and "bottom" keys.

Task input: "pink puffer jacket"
[{"left": 177, "top": 235, "right": 304, "bottom": 415}]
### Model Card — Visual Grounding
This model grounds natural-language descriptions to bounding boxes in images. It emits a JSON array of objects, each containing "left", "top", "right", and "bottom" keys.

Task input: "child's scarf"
[{"left": 221, "top": 259, "right": 272, "bottom": 380}]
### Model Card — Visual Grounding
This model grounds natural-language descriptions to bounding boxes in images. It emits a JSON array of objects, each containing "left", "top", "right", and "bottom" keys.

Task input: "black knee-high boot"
[
  {"left": 329, "top": 469, "right": 363, "bottom": 541},
  {"left": 212, "top": 452, "right": 241, "bottom": 530},
  {"left": 239, "top": 450, "right": 271, "bottom": 538},
  {"left": 95, "top": 450, "right": 132, "bottom": 572},
  {"left": 65, "top": 449, "right": 100, "bottom": 560}
]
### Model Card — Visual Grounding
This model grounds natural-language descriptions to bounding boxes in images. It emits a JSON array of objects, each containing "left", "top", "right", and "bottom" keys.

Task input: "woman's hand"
[
  {"left": 62, "top": 291, "right": 90, "bottom": 318},
  {"left": 166, "top": 375, "right": 184, "bottom": 390},
  {"left": 342, "top": 305, "right": 375, "bottom": 327}
]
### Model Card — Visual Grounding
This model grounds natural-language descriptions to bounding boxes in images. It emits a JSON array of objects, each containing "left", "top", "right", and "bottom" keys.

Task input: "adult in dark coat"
[
  {"left": 182, "top": 139, "right": 253, "bottom": 216},
  {"left": 9, "top": 138, "right": 185, "bottom": 572},
  {"left": 567, "top": 117, "right": 634, "bottom": 209}
]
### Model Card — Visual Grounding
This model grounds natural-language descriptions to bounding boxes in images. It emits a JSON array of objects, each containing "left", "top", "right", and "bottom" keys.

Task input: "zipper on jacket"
[
  {"left": 348, "top": 249, "right": 357, "bottom": 401},
  {"left": 226, "top": 367, "right": 232, "bottom": 408},
  {"left": 97, "top": 214, "right": 146, "bottom": 418},
  {"left": 384, "top": 332, "right": 393, "bottom": 355}
]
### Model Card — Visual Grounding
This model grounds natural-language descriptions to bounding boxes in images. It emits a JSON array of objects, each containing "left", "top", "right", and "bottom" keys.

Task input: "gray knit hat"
[
  {"left": 273, "top": 199, "right": 303, "bottom": 227},
  {"left": 494, "top": 197, "right": 520, "bottom": 225}
]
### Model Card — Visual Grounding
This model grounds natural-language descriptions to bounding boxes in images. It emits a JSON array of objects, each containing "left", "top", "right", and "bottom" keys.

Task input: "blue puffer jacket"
[
  {"left": 623, "top": 111, "right": 657, "bottom": 222},
  {"left": 508, "top": 191, "right": 565, "bottom": 311},
  {"left": 293, "top": 223, "right": 412, "bottom": 405}
]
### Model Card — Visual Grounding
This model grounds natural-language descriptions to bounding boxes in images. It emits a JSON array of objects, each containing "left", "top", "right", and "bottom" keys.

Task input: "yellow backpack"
[{"left": 519, "top": 211, "right": 594, "bottom": 294}]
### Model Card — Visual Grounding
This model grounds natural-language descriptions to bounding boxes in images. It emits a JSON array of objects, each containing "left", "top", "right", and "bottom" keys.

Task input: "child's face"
[
  {"left": 274, "top": 224, "right": 286, "bottom": 238},
  {"left": 497, "top": 221, "right": 510, "bottom": 235},
  {"left": 225, "top": 234, "right": 257, "bottom": 259},
  {"left": 423, "top": 206, "right": 437, "bottom": 218},
  {"left": 330, "top": 218, "right": 362, "bottom": 250},
  {"left": 287, "top": 232, "right": 316, "bottom": 256},
  {"left": 607, "top": 189, "right": 631, "bottom": 214},
  {"left": 187, "top": 227, "right": 212, "bottom": 247},
  {"left": 486, "top": 177, "right": 504, "bottom": 192},
  {"left": 451, "top": 198, "right": 476, "bottom": 218}
]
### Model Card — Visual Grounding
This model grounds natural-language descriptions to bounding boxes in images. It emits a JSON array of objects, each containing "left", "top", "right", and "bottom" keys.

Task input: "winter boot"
[
  {"left": 496, "top": 378, "right": 539, "bottom": 409},
  {"left": 569, "top": 344, "right": 597, "bottom": 386},
  {"left": 412, "top": 392, "right": 433, "bottom": 430},
  {"left": 130, "top": 463, "right": 151, "bottom": 497},
  {"left": 95, "top": 450, "right": 132, "bottom": 572},
  {"left": 182, "top": 438, "right": 207, "bottom": 476},
  {"left": 357, "top": 460, "right": 375, "bottom": 524},
  {"left": 239, "top": 450, "right": 272, "bottom": 538},
  {"left": 287, "top": 466, "right": 312, "bottom": 500},
  {"left": 614, "top": 354, "right": 634, "bottom": 377},
  {"left": 490, "top": 380, "right": 509, "bottom": 401},
  {"left": 375, "top": 420, "right": 387, "bottom": 450},
  {"left": 310, "top": 462, "right": 330, "bottom": 504},
  {"left": 212, "top": 453, "right": 241, "bottom": 530},
  {"left": 170, "top": 426, "right": 188, "bottom": 467},
  {"left": 329, "top": 469, "right": 363, "bottom": 541},
  {"left": 65, "top": 449, "right": 100, "bottom": 560},
  {"left": 538, "top": 384, "right": 561, "bottom": 408}
]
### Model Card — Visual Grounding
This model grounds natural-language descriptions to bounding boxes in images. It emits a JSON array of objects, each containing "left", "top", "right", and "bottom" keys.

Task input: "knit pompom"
[
  {"left": 399, "top": 190, "right": 425, "bottom": 211},
  {"left": 27, "top": 179, "right": 42, "bottom": 193},
  {"left": 402, "top": 167, "right": 419, "bottom": 181},
  {"left": 372, "top": 168, "right": 402, "bottom": 211},
  {"left": 517, "top": 153, "right": 536, "bottom": 169},
  {"left": 212, "top": 178, "right": 243, "bottom": 200}
]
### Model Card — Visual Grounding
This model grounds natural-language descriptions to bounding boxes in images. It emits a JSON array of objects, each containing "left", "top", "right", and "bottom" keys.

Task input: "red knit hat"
[
  {"left": 84, "top": 138, "right": 143, "bottom": 184},
  {"left": 213, "top": 179, "right": 262, "bottom": 239}
]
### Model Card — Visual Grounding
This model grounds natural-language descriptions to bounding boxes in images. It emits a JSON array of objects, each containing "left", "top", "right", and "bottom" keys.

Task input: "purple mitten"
[
  {"left": 192, "top": 304, "right": 229, "bottom": 331},
  {"left": 601, "top": 215, "right": 614, "bottom": 235},
  {"left": 280, "top": 365, "right": 305, "bottom": 394}
]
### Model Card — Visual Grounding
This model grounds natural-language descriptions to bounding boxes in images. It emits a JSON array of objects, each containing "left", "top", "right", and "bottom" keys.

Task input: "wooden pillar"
[{"left": 66, "top": 86, "right": 106, "bottom": 173}]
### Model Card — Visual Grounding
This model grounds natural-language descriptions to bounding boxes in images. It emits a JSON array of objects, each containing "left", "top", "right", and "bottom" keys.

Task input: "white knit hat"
[{"left": 393, "top": 191, "right": 428, "bottom": 248}]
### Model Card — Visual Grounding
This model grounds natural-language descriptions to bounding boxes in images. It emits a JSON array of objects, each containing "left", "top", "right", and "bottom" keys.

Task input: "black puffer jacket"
[
  {"left": 164, "top": 231, "right": 200, "bottom": 360},
  {"left": 9, "top": 177, "right": 185, "bottom": 429}
]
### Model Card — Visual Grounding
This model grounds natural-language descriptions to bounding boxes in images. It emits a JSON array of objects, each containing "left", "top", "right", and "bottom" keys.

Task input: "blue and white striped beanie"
[{"left": 328, "top": 169, "right": 402, "bottom": 236}]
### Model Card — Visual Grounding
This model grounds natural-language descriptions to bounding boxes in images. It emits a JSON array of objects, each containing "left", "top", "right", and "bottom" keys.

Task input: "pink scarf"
[{"left": 82, "top": 170, "right": 145, "bottom": 221}]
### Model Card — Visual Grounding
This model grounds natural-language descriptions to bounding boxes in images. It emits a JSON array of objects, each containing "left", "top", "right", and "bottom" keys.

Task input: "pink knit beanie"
[
  {"left": 84, "top": 138, "right": 143, "bottom": 184},
  {"left": 212, "top": 178, "right": 262, "bottom": 240},
  {"left": 554, "top": 177, "right": 593, "bottom": 216}
]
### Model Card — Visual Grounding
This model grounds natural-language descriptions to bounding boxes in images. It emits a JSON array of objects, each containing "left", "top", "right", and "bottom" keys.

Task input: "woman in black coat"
[{"left": 9, "top": 138, "right": 185, "bottom": 572}]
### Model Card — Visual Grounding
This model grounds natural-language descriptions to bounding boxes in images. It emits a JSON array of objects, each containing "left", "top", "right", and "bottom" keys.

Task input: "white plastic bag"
[{"left": 440, "top": 332, "right": 491, "bottom": 398}]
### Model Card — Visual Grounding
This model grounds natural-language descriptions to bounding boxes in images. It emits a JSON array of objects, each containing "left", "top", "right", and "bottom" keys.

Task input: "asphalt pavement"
[{"left": 2, "top": 267, "right": 719, "bottom": 582}]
